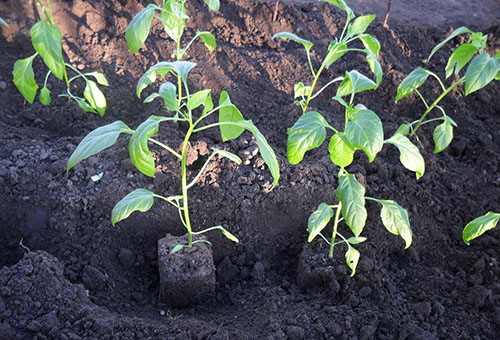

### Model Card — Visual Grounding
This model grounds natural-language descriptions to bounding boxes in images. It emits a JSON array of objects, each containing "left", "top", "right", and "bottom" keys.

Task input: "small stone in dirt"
[
  {"left": 0, "top": 81, "right": 6, "bottom": 90},
  {"left": 286, "top": 325, "right": 305, "bottom": 340},
  {"left": 359, "top": 286, "right": 372, "bottom": 297},
  {"left": 118, "top": 248, "right": 136, "bottom": 268},
  {"left": 411, "top": 301, "right": 432, "bottom": 318},
  {"left": 82, "top": 265, "right": 107, "bottom": 291}
]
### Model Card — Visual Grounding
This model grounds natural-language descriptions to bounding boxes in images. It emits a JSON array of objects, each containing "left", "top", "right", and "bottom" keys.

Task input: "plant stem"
[
  {"left": 181, "top": 121, "right": 194, "bottom": 247},
  {"left": 329, "top": 202, "right": 342, "bottom": 258},
  {"left": 302, "top": 61, "right": 327, "bottom": 114},
  {"left": 411, "top": 78, "right": 464, "bottom": 136}
]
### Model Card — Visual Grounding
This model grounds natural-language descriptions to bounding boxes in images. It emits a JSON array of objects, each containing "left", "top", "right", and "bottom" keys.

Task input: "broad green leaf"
[
  {"left": 111, "top": 189, "right": 155, "bottom": 225},
  {"left": 187, "top": 89, "right": 211, "bottom": 111},
  {"left": 347, "top": 15, "right": 376, "bottom": 37},
  {"left": 336, "top": 70, "right": 377, "bottom": 97},
  {"left": 359, "top": 34, "right": 381, "bottom": 57},
  {"left": 129, "top": 116, "right": 169, "bottom": 177},
  {"left": 433, "top": 120, "right": 453, "bottom": 153},
  {"left": 325, "top": 41, "right": 347, "bottom": 68},
  {"left": 365, "top": 50, "right": 383, "bottom": 85},
  {"left": 136, "top": 68, "right": 158, "bottom": 98},
  {"left": 169, "top": 60, "right": 196, "bottom": 82},
  {"left": 217, "top": 120, "right": 280, "bottom": 189},
  {"left": 198, "top": 31, "right": 216, "bottom": 53},
  {"left": 67, "top": 121, "right": 133, "bottom": 172},
  {"left": 171, "top": 244, "right": 184, "bottom": 254},
  {"left": 320, "top": 0, "right": 354, "bottom": 19},
  {"left": 394, "top": 123, "right": 411, "bottom": 136},
  {"left": 463, "top": 212, "right": 500, "bottom": 245},
  {"left": 377, "top": 199, "right": 412, "bottom": 248},
  {"left": 143, "top": 93, "right": 160, "bottom": 103},
  {"left": 160, "top": 1, "right": 186, "bottom": 42},
  {"left": 272, "top": 32, "right": 313, "bottom": 52},
  {"left": 85, "top": 71, "right": 109, "bottom": 86},
  {"left": 159, "top": 81, "right": 178, "bottom": 111},
  {"left": 136, "top": 61, "right": 196, "bottom": 97},
  {"left": 13, "top": 54, "right": 38, "bottom": 103},
  {"left": 287, "top": 111, "right": 329, "bottom": 164},
  {"left": 345, "top": 246, "right": 360, "bottom": 276},
  {"left": 335, "top": 174, "right": 367, "bottom": 236},
  {"left": 212, "top": 148, "right": 242, "bottom": 164},
  {"left": 469, "top": 32, "right": 487, "bottom": 50},
  {"left": 294, "top": 82, "right": 311, "bottom": 98},
  {"left": 428, "top": 26, "right": 473, "bottom": 60},
  {"left": 218, "top": 91, "right": 245, "bottom": 141},
  {"left": 307, "top": 203, "right": 334, "bottom": 242},
  {"left": 445, "top": 43, "right": 478, "bottom": 78},
  {"left": 395, "top": 68, "right": 432, "bottom": 103},
  {"left": 347, "top": 236, "right": 367, "bottom": 244},
  {"left": 126, "top": 5, "right": 156, "bottom": 54},
  {"left": 74, "top": 97, "right": 97, "bottom": 113},
  {"left": 30, "top": 19, "right": 64, "bottom": 79},
  {"left": 345, "top": 105, "right": 383, "bottom": 162},
  {"left": 328, "top": 133, "right": 354, "bottom": 167},
  {"left": 464, "top": 54, "right": 500, "bottom": 95},
  {"left": 40, "top": 86, "right": 51, "bottom": 105},
  {"left": 202, "top": 94, "right": 214, "bottom": 116},
  {"left": 0, "top": 17, "right": 7, "bottom": 27},
  {"left": 385, "top": 133, "right": 425, "bottom": 179},
  {"left": 204, "top": 0, "right": 220, "bottom": 11},
  {"left": 84, "top": 80, "right": 106, "bottom": 116}
]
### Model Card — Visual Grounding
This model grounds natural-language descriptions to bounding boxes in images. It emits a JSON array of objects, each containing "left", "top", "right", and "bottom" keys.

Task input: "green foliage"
[
  {"left": 68, "top": 61, "right": 279, "bottom": 251},
  {"left": 13, "top": 0, "right": 108, "bottom": 115},
  {"left": 0, "top": 17, "right": 7, "bottom": 27},
  {"left": 463, "top": 212, "right": 500, "bottom": 245}
]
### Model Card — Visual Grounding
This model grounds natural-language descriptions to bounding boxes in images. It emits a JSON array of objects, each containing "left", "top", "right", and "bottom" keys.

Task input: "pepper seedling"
[
  {"left": 274, "top": 0, "right": 415, "bottom": 275},
  {"left": 125, "top": 0, "right": 218, "bottom": 110},
  {"left": 67, "top": 60, "right": 279, "bottom": 251},
  {"left": 394, "top": 27, "right": 500, "bottom": 153},
  {"left": 12, "top": 0, "right": 108, "bottom": 115}
]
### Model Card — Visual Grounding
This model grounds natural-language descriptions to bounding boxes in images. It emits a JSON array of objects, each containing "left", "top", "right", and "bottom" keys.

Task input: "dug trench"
[{"left": 0, "top": 0, "right": 499, "bottom": 339}]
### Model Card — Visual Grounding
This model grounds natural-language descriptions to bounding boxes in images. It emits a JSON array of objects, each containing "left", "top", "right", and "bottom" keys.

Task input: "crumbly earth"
[{"left": 0, "top": 0, "right": 499, "bottom": 339}]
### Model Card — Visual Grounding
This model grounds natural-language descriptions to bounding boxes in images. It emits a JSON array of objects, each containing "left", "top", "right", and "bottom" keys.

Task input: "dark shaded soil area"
[{"left": 0, "top": 0, "right": 499, "bottom": 339}]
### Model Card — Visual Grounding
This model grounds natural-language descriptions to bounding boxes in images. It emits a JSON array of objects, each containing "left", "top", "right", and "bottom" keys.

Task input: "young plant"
[
  {"left": 125, "top": 0, "right": 218, "bottom": 108},
  {"left": 394, "top": 27, "right": 500, "bottom": 153},
  {"left": 12, "top": 0, "right": 108, "bottom": 115},
  {"left": 67, "top": 60, "right": 279, "bottom": 251},
  {"left": 274, "top": 0, "right": 414, "bottom": 275},
  {"left": 0, "top": 17, "right": 7, "bottom": 27}
]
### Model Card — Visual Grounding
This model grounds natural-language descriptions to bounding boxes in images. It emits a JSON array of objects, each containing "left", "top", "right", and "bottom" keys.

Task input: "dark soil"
[{"left": 1, "top": 0, "right": 499, "bottom": 339}]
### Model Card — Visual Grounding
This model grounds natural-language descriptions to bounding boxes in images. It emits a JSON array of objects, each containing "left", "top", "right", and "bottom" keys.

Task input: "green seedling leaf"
[
  {"left": 159, "top": 81, "right": 179, "bottom": 111},
  {"left": 198, "top": 31, "right": 216, "bottom": 53},
  {"left": 470, "top": 32, "right": 487, "bottom": 50},
  {"left": 496, "top": 51, "right": 500, "bottom": 80},
  {"left": 445, "top": 43, "right": 478, "bottom": 78},
  {"left": 347, "top": 14, "right": 376, "bottom": 37},
  {"left": 394, "top": 123, "right": 411, "bottom": 136},
  {"left": 13, "top": 54, "right": 39, "bottom": 104},
  {"left": 136, "top": 61, "right": 197, "bottom": 97},
  {"left": 171, "top": 244, "right": 184, "bottom": 254},
  {"left": 129, "top": 115, "right": 169, "bottom": 177},
  {"left": 160, "top": 1, "right": 186, "bottom": 42},
  {"left": 188, "top": 89, "right": 211, "bottom": 111},
  {"left": 336, "top": 70, "right": 377, "bottom": 97},
  {"left": 395, "top": 67, "right": 432, "bottom": 102},
  {"left": 328, "top": 132, "right": 354, "bottom": 167},
  {"left": 202, "top": 94, "right": 214, "bottom": 116},
  {"left": 272, "top": 32, "right": 314, "bottom": 52},
  {"left": 359, "top": 34, "right": 381, "bottom": 57},
  {"left": 287, "top": 111, "right": 329, "bottom": 164},
  {"left": 218, "top": 91, "right": 245, "bottom": 141},
  {"left": 294, "top": 82, "right": 311, "bottom": 98},
  {"left": 30, "top": 19, "right": 64, "bottom": 80},
  {"left": 219, "top": 226, "right": 239, "bottom": 243},
  {"left": 111, "top": 189, "right": 155, "bottom": 225},
  {"left": 428, "top": 26, "right": 473, "bottom": 60},
  {"left": 385, "top": 133, "right": 425, "bottom": 179},
  {"left": 67, "top": 121, "right": 133, "bottom": 172},
  {"left": 365, "top": 50, "right": 383, "bottom": 86},
  {"left": 345, "top": 105, "right": 383, "bottom": 162},
  {"left": 136, "top": 68, "right": 158, "bottom": 98},
  {"left": 465, "top": 54, "right": 500, "bottom": 95},
  {"left": 307, "top": 203, "right": 334, "bottom": 242},
  {"left": 335, "top": 174, "right": 367, "bottom": 237},
  {"left": 347, "top": 236, "right": 367, "bottom": 244},
  {"left": 320, "top": 0, "right": 354, "bottom": 19},
  {"left": 345, "top": 246, "right": 360, "bottom": 276},
  {"left": 325, "top": 41, "right": 347, "bottom": 68},
  {"left": 217, "top": 120, "right": 280, "bottom": 189},
  {"left": 125, "top": 4, "right": 156, "bottom": 54},
  {"left": 212, "top": 148, "right": 242, "bottom": 164},
  {"left": 74, "top": 97, "right": 97, "bottom": 113},
  {"left": 40, "top": 86, "right": 51, "bottom": 105},
  {"left": 463, "top": 212, "right": 500, "bottom": 245},
  {"left": 143, "top": 92, "right": 160, "bottom": 103},
  {"left": 0, "top": 18, "right": 7, "bottom": 27},
  {"left": 433, "top": 120, "right": 453, "bottom": 153},
  {"left": 377, "top": 199, "right": 412, "bottom": 248},
  {"left": 84, "top": 80, "right": 107, "bottom": 116},
  {"left": 204, "top": 0, "right": 220, "bottom": 11},
  {"left": 85, "top": 71, "right": 109, "bottom": 86}
]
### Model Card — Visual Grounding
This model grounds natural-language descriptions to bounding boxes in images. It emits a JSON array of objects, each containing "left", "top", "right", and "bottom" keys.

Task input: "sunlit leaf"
[
  {"left": 187, "top": 89, "right": 211, "bottom": 111},
  {"left": 307, "top": 203, "right": 334, "bottom": 242},
  {"left": 320, "top": 0, "right": 354, "bottom": 18},
  {"left": 445, "top": 43, "right": 478, "bottom": 78},
  {"left": 85, "top": 71, "right": 109, "bottom": 86},
  {"left": 272, "top": 32, "right": 313, "bottom": 52},
  {"left": 111, "top": 189, "right": 155, "bottom": 225},
  {"left": 464, "top": 54, "right": 500, "bottom": 95},
  {"left": 347, "top": 236, "right": 367, "bottom": 244},
  {"left": 325, "top": 41, "right": 347, "bottom": 68},
  {"left": 335, "top": 174, "right": 367, "bottom": 237},
  {"left": 294, "top": 82, "right": 311, "bottom": 98},
  {"left": 125, "top": 4, "right": 156, "bottom": 53},
  {"left": 345, "top": 246, "right": 360, "bottom": 276},
  {"left": 218, "top": 91, "right": 245, "bottom": 141},
  {"left": 287, "top": 111, "right": 329, "bottom": 164},
  {"left": 13, "top": 54, "right": 39, "bottom": 104},
  {"left": 30, "top": 19, "right": 64, "bottom": 79},
  {"left": 212, "top": 148, "right": 242, "bottom": 164},
  {"left": 40, "top": 86, "right": 51, "bottom": 105},
  {"left": 428, "top": 26, "right": 473, "bottom": 60},
  {"left": 336, "top": 70, "right": 377, "bottom": 97},
  {"left": 159, "top": 81, "right": 179, "bottom": 111},
  {"left": 347, "top": 15, "right": 375, "bottom": 37},
  {"left": 204, "top": 0, "right": 220, "bottom": 11},
  {"left": 198, "top": 31, "right": 216, "bottom": 53},
  {"left": 359, "top": 34, "right": 381, "bottom": 57},
  {"left": 433, "top": 120, "right": 453, "bottom": 153},
  {"left": 345, "top": 105, "right": 383, "bottom": 162},
  {"left": 328, "top": 132, "right": 354, "bottom": 167},
  {"left": 365, "top": 50, "right": 383, "bottom": 86},
  {"left": 375, "top": 199, "right": 412, "bottom": 248},
  {"left": 84, "top": 80, "right": 107, "bottom": 116},
  {"left": 395, "top": 68, "right": 432, "bottom": 103},
  {"left": 463, "top": 211, "right": 500, "bottom": 245},
  {"left": 385, "top": 133, "right": 425, "bottom": 179}
]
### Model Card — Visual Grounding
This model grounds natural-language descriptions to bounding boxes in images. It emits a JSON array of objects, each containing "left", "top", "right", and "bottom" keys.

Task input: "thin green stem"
[
  {"left": 306, "top": 49, "right": 316, "bottom": 77},
  {"left": 415, "top": 89, "right": 430, "bottom": 110},
  {"left": 329, "top": 202, "right": 342, "bottom": 258},
  {"left": 191, "top": 225, "right": 224, "bottom": 235},
  {"left": 428, "top": 71, "right": 446, "bottom": 92},
  {"left": 181, "top": 121, "right": 194, "bottom": 247},
  {"left": 43, "top": 70, "right": 52, "bottom": 88},
  {"left": 310, "top": 76, "right": 344, "bottom": 100},
  {"left": 186, "top": 152, "right": 217, "bottom": 189},
  {"left": 302, "top": 61, "right": 327, "bottom": 114},
  {"left": 149, "top": 138, "right": 182, "bottom": 159},
  {"left": 153, "top": 194, "right": 182, "bottom": 209}
]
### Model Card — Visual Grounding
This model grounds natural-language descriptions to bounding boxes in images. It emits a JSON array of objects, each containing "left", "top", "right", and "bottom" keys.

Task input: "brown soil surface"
[{"left": 0, "top": 0, "right": 499, "bottom": 339}]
